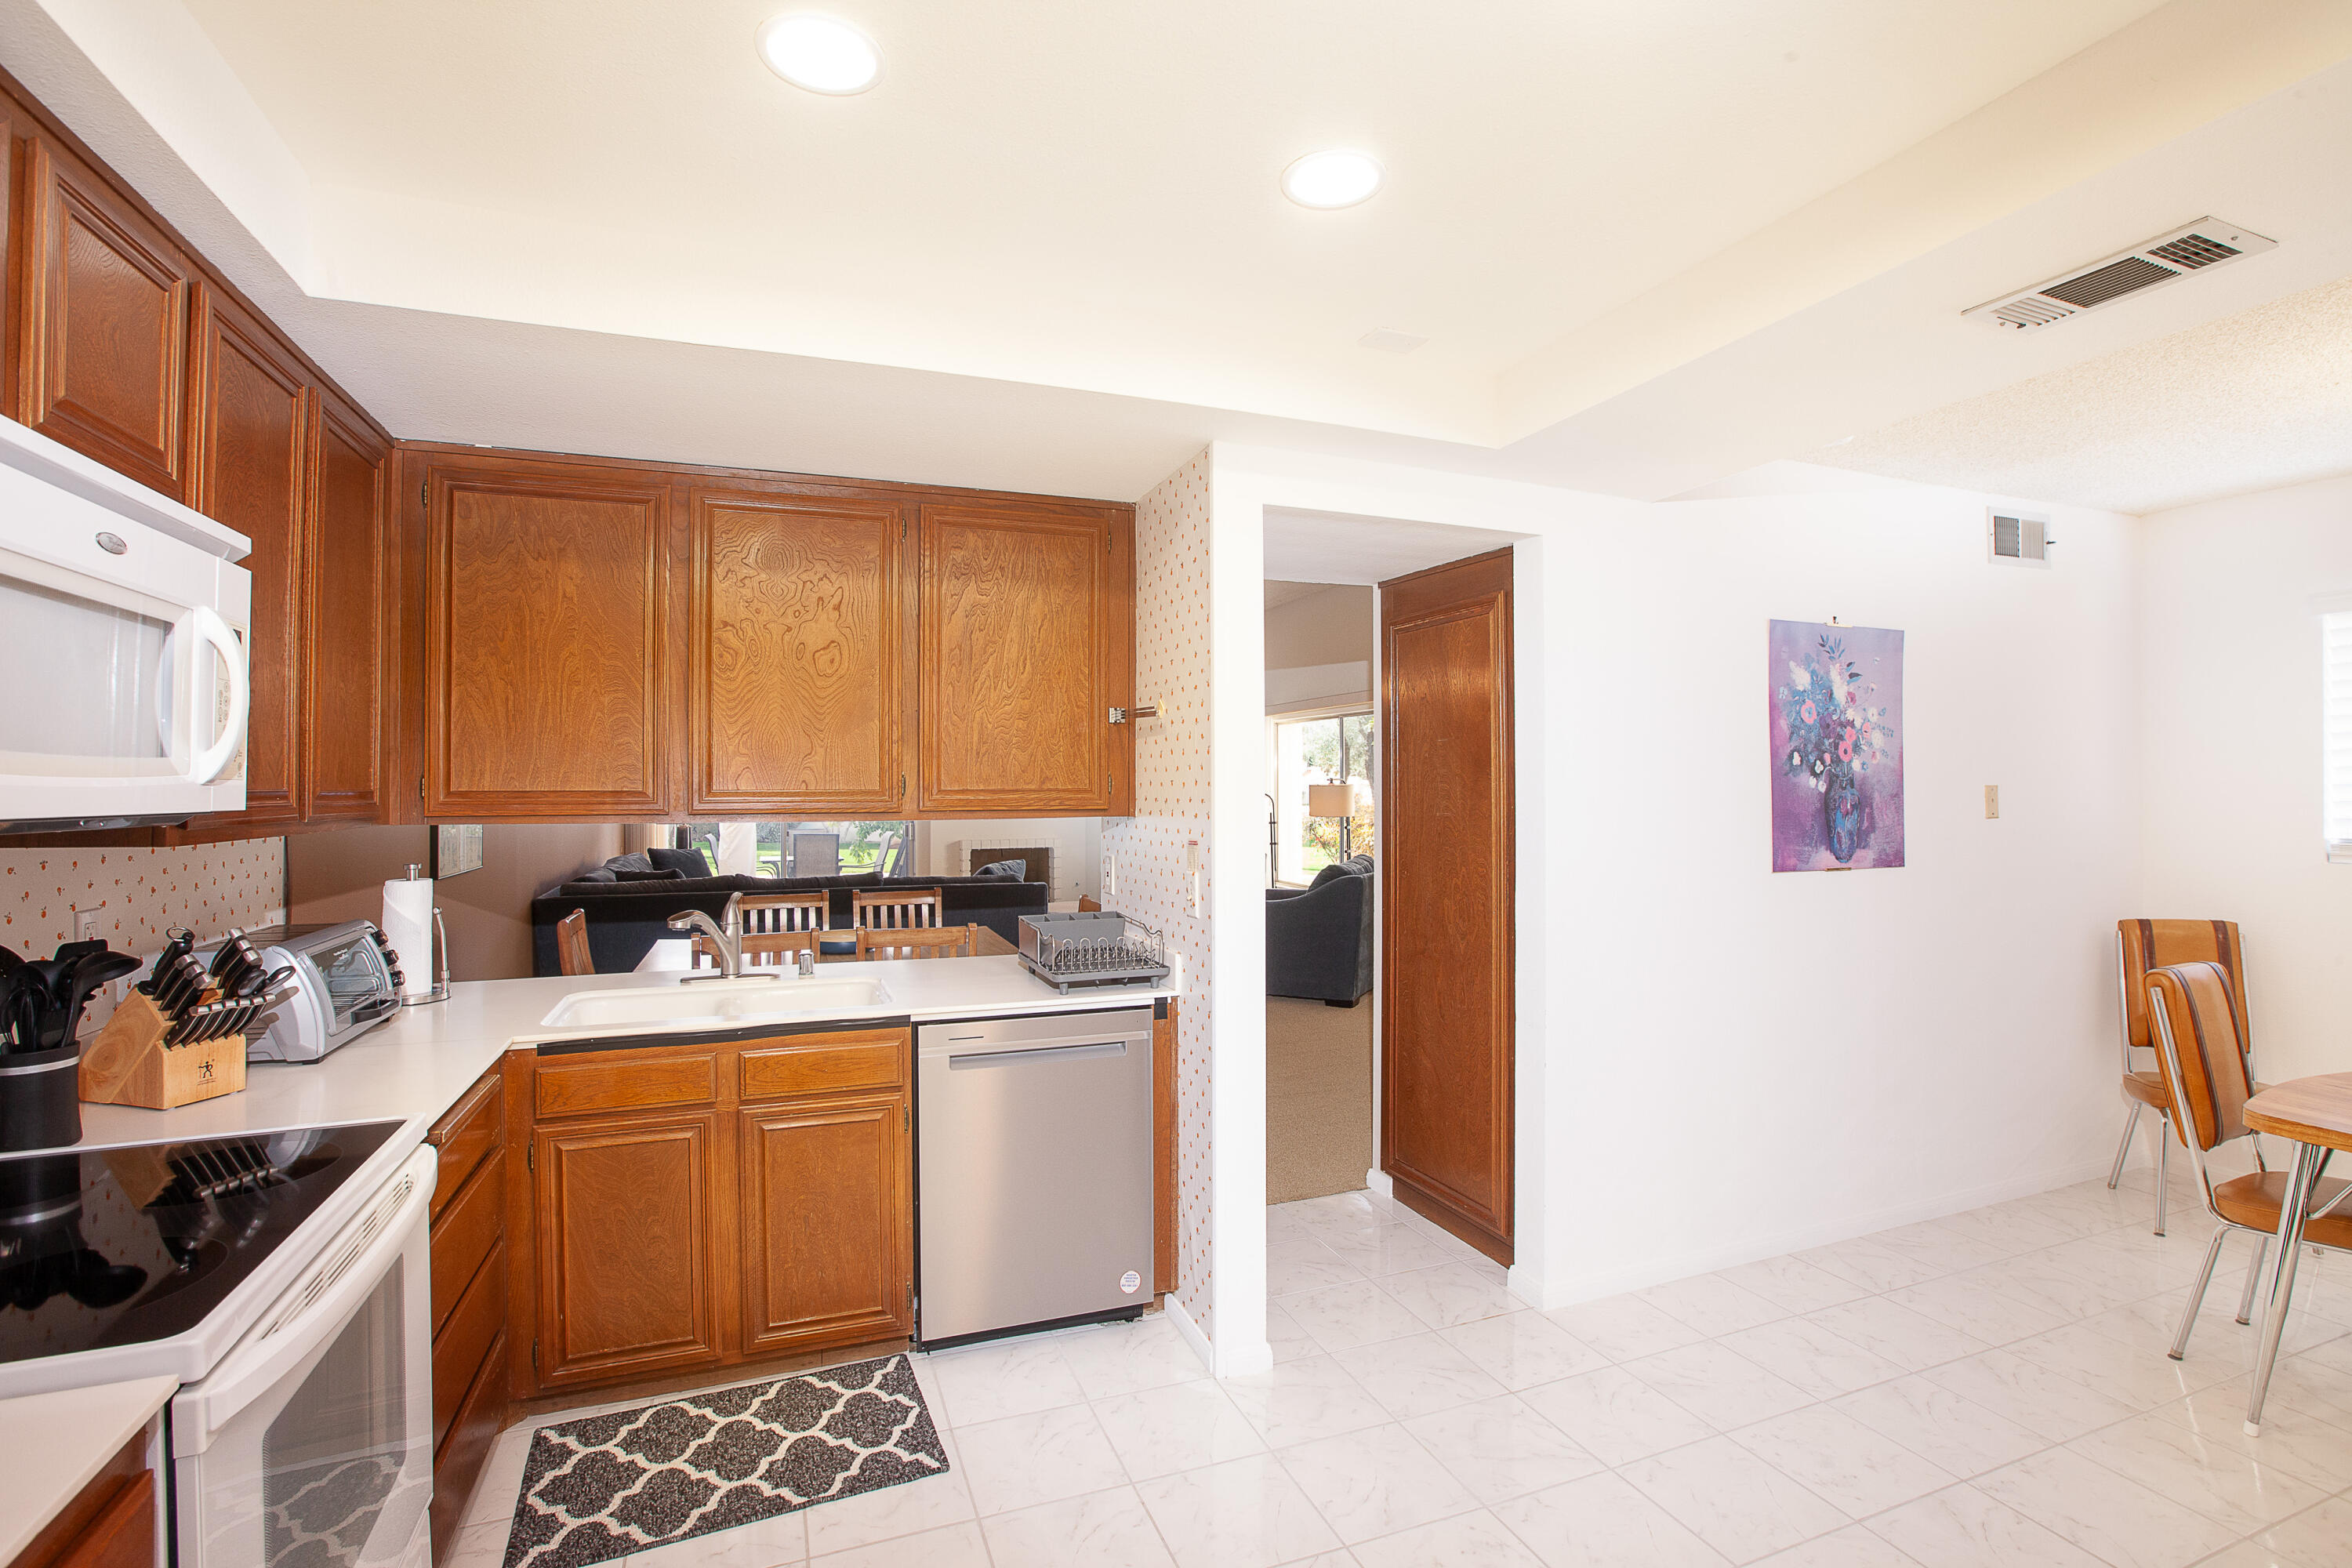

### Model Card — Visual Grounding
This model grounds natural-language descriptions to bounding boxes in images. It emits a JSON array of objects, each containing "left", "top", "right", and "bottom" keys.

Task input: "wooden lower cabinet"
[
  {"left": 739, "top": 1094, "right": 910, "bottom": 1355},
  {"left": 5, "top": 1434, "right": 157, "bottom": 1568},
  {"left": 514, "top": 1028, "right": 912, "bottom": 1400},
  {"left": 532, "top": 1111, "right": 723, "bottom": 1386},
  {"left": 426, "top": 1069, "right": 507, "bottom": 1560}
]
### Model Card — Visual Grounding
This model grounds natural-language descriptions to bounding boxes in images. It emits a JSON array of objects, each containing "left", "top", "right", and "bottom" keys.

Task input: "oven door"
[{"left": 171, "top": 1149, "right": 437, "bottom": 1568}]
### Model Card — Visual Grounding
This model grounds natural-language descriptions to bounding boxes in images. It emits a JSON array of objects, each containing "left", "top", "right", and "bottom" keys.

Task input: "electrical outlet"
[
  {"left": 73, "top": 906, "right": 99, "bottom": 942},
  {"left": 1984, "top": 785, "right": 2000, "bottom": 819}
]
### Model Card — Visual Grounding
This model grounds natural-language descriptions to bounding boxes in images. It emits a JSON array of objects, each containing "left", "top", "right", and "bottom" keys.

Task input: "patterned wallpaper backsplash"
[
  {"left": 0, "top": 838, "right": 286, "bottom": 1033},
  {"left": 1103, "top": 448, "right": 1217, "bottom": 1338}
]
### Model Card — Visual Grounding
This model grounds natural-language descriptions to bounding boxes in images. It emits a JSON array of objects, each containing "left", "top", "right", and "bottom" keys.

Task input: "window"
[
  {"left": 1270, "top": 710, "right": 1374, "bottom": 885},
  {"left": 675, "top": 821, "right": 912, "bottom": 877},
  {"left": 2327, "top": 608, "right": 2352, "bottom": 863}
]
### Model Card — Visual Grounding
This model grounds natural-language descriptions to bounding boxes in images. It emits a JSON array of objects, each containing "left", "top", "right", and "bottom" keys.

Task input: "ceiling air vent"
[
  {"left": 1962, "top": 218, "right": 2274, "bottom": 332},
  {"left": 1988, "top": 508, "right": 2053, "bottom": 568}
]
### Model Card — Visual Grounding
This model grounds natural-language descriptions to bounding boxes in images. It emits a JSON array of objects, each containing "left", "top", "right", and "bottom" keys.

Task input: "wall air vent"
[
  {"left": 1962, "top": 218, "right": 2274, "bottom": 332},
  {"left": 1988, "top": 508, "right": 2052, "bottom": 568}
]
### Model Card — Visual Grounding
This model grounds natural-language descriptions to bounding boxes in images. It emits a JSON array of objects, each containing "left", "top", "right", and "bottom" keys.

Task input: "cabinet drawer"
[
  {"left": 430, "top": 1325, "right": 505, "bottom": 1558},
  {"left": 432, "top": 1240, "right": 505, "bottom": 1451},
  {"left": 739, "top": 1030, "right": 906, "bottom": 1101},
  {"left": 429, "top": 1071, "right": 503, "bottom": 1219},
  {"left": 430, "top": 1147, "right": 503, "bottom": 1338},
  {"left": 535, "top": 1051, "right": 717, "bottom": 1117}
]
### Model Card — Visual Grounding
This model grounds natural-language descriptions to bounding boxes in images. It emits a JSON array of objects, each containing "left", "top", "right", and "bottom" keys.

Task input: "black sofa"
[
  {"left": 531, "top": 854, "right": 1049, "bottom": 975},
  {"left": 1266, "top": 854, "right": 1374, "bottom": 1004}
]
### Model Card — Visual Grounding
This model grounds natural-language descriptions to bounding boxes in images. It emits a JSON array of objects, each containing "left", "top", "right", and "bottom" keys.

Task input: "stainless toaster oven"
[{"left": 195, "top": 920, "right": 401, "bottom": 1063}]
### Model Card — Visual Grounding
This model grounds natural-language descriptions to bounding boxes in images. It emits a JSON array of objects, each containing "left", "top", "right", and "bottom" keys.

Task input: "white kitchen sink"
[{"left": 539, "top": 976, "right": 892, "bottom": 1032}]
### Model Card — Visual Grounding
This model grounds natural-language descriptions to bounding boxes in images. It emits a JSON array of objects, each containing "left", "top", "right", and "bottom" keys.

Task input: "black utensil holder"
[{"left": 0, "top": 1043, "right": 82, "bottom": 1152}]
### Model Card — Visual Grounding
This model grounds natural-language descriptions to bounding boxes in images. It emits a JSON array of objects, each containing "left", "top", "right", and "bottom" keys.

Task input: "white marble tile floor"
[{"left": 447, "top": 1167, "right": 2352, "bottom": 1567}]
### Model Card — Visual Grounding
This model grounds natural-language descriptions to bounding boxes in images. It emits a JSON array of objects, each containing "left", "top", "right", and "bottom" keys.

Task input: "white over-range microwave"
[{"left": 0, "top": 414, "right": 252, "bottom": 831}]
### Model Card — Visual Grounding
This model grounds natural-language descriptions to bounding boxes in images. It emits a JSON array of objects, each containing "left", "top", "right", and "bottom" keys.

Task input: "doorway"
[
  {"left": 1379, "top": 549, "right": 1515, "bottom": 1263},
  {"left": 1262, "top": 579, "right": 1379, "bottom": 1203}
]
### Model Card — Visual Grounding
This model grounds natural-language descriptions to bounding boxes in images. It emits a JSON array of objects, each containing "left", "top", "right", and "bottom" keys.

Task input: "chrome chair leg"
[
  {"left": 2107, "top": 1102, "right": 2143, "bottom": 1190},
  {"left": 2236, "top": 1235, "right": 2269, "bottom": 1326},
  {"left": 2153, "top": 1112, "right": 2172, "bottom": 1236},
  {"left": 2171, "top": 1228, "right": 2228, "bottom": 1360}
]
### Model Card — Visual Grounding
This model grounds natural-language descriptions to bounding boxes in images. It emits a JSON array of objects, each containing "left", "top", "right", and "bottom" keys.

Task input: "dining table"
[
  {"left": 635, "top": 926, "right": 1018, "bottom": 971},
  {"left": 2239, "top": 1072, "right": 2352, "bottom": 1434}
]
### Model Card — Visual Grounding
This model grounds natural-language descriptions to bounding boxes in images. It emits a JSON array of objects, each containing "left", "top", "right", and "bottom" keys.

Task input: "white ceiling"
[
  {"left": 9, "top": 0, "right": 2352, "bottom": 506},
  {"left": 1811, "top": 272, "right": 2352, "bottom": 514}
]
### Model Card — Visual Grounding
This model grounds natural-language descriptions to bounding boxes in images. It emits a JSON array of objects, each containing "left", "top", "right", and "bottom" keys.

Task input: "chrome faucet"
[{"left": 668, "top": 894, "right": 774, "bottom": 982}]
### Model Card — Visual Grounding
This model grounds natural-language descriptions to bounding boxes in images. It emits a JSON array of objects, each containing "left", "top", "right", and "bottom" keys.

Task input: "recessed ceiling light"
[
  {"left": 1282, "top": 150, "right": 1384, "bottom": 210},
  {"left": 757, "top": 14, "right": 881, "bottom": 95}
]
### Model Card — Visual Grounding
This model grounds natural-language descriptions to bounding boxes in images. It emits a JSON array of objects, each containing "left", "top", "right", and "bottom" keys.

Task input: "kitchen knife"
[
  {"left": 139, "top": 929, "right": 194, "bottom": 996},
  {"left": 155, "top": 955, "right": 203, "bottom": 1018},
  {"left": 161, "top": 1004, "right": 197, "bottom": 1048}
]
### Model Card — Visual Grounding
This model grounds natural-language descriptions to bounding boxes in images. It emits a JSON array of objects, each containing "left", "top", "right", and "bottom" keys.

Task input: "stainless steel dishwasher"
[{"left": 916, "top": 1006, "right": 1157, "bottom": 1347}]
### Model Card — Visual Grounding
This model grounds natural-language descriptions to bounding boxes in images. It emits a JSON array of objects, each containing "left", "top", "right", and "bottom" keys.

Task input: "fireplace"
[{"left": 964, "top": 844, "right": 1054, "bottom": 887}]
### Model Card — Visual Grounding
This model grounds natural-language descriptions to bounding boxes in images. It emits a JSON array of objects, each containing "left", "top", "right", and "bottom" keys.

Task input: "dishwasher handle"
[
  {"left": 946, "top": 1040, "right": 1131, "bottom": 1070},
  {"left": 919, "top": 1008, "right": 1154, "bottom": 1061}
]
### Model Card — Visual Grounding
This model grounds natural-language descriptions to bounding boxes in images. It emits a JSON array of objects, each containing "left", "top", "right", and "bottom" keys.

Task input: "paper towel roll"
[{"left": 382, "top": 877, "right": 434, "bottom": 998}]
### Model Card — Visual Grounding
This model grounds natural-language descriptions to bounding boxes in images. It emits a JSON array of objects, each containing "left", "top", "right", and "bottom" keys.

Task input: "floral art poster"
[{"left": 1769, "top": 619, "right": 1904, "bottom": 872}]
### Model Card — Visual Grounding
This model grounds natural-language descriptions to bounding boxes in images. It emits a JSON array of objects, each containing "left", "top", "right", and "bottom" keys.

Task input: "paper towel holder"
[{"left": 398, "top": 906, "right": 452, "bottom": 1007}]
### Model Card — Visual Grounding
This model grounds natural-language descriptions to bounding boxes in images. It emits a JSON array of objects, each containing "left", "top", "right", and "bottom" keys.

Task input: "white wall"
[
  {"left": 1214, "top": 448, "right": 2145, "bottom": 1325},
  {"left": 2140, "top": 472, "right": 2352, "bottom": 1086}
]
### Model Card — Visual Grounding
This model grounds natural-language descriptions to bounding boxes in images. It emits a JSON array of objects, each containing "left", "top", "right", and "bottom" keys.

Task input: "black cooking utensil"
[
  {"left": 54, "top": 951, "right": 138, "bottom": 1050},
  {"left": 0, "top": 973, "right": 38, "bottom": 1054}
]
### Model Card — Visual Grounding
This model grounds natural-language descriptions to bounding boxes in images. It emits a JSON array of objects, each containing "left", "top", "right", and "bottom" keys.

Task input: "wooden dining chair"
[
  {"left": 740, "top": 929, "right": 822, "bottom": 968},
  {"left": 2111, "top": 920, "right": 2264, "bottom": 1235},
  {"left": 739, "top": 891, "right": 829, "bottom": 935},
  {"left": 1078, "top": 895, "right": 1102, "bottom": 913},
  {"left": 856, "top": 924, "right": 977, "bottom": 961},
  {"left": 2144, "top": 960, "right": 2351, "bottom": 1361},
  {"left": 556, "top": 909, "right": 594, "bottom": 976},
  {"left": 852, "top": 886, "right": 944, "bottom": 931}
]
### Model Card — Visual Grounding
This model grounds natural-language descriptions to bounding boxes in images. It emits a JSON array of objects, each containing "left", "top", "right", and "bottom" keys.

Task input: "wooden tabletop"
[
  {"left": 2243, "top": 1073, "right": 2352, "bottom": 1152},
  {"left": 639, "top": 925, "right": 1018, "bottom": 972}
]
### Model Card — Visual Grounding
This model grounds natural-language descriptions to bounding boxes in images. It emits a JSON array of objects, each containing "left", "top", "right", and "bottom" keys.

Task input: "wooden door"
[
  {"left": 184, "top": 289, "right": 308, "bottom": 831},
  {"left": 689, "top": 490, "right": 909, "bottom": 815},
  {"left": 426, "top": 462, "right": 671, "bottom": 818},
  {"left": 913, "top": 503, "right": 1131, "bottom": 814},
  {"left": 1380, "top": 549, "right": 1515, "bottom": 1264},
  {"left": 737, "top": 1092, "right": 910, "bottom": 1354},
  {"left": 17, "top": 137, "right": 193, "bottom": 499},
  {"left": 302, "top": 394, "right": 392, "bottom": 821},
  {"left": 533, "top": 1111, "right": 723, "bottom": 1385}
]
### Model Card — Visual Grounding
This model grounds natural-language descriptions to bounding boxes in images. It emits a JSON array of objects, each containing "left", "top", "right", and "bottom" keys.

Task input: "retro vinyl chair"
[
  {"left": 2144, "top": 960, "right": 2351, "bottom": 1362},
  {"left": 2109, "top": 920, "right": 2262, "bottom": 1234}
]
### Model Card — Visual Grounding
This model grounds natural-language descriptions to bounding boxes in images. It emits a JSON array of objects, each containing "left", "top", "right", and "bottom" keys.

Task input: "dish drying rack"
[{"left": 1017, "top": 911, "right": 1171, "bottom": 993}]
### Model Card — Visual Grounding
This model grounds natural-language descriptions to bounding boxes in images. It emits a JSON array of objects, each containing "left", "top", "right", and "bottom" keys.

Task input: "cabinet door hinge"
[
  {"left": 531, "top": 1340, "right": 539, "bottom": 1371},
  {"left": 526, "top": 1143, "right": 534, "bottom": 1171},
  {"left": 902, "top": 1105, "right": 909, "bottom": 1132},
  {"left": 419, "top": 777, "right": 426, "bottom": 800},
  {"left": 902, "top": 517, "right": 908, "bottom": 541},
  {"left": 899, "top": 773, "right": 906, "bottom": 799},
  {"left": 420, "top": 481, "right": 428, "bottom": 509}
]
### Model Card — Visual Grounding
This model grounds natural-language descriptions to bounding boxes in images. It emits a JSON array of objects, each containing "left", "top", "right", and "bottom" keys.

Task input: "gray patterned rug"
[{"left": 501, "top": 1355, "right": 947, "bottom": 1568}]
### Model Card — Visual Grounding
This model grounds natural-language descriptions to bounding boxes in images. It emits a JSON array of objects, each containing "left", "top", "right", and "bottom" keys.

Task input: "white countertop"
[
  {"left": 8, "top": 953, "right": 1168, "bottom": 1399},
  {"left": 73, "top": 953, "right": 1174, "bottom": 1153},
  {"left": 0, "top": 1375, "right": 175, "bottom": 1563}
]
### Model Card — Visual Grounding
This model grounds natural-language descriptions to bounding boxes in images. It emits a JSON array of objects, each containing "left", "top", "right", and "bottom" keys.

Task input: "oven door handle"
[{"left": 176, "top": 1147, "right": 437, "bottom": 1450}]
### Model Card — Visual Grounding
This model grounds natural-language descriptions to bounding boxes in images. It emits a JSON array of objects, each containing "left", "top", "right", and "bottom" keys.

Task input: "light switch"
[{"left": 1984, "top": 785, "right": 2000, "bottom": 819}]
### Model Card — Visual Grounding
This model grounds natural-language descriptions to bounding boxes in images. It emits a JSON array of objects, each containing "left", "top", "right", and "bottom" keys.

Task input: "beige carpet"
[{"left": 1266, "top": 996, "right": 1374, "bottom": 1204}]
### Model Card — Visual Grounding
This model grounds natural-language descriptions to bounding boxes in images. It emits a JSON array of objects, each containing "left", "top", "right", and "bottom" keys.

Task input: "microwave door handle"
[{"left": 178, "top": 606, "right": 248, "bottom": 785}]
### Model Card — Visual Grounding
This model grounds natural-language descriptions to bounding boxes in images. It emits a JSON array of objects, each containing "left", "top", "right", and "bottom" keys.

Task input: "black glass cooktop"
[{"left": 0, "top": 1121, "right": 398, "bottom": 1363}]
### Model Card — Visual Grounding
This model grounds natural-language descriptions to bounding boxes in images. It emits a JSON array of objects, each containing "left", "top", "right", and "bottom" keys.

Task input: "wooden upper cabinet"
[
  {"left": 688, "top": 490, "right": 908, "bottom": 815},
  {"left": 914, "top": 503, "right": 1133, "bottom": 815},
  {"left": 426, "top": 461, "right": 671, "bottom": 818},
  {"left": 303, "top": 394, "right": 392, "bottom": 822},
  {"left": 17, "top": 137, "right": 194, "bottom": 499},
  {"left": 184, "top": 289, "right": 308, "bottom": 831}
]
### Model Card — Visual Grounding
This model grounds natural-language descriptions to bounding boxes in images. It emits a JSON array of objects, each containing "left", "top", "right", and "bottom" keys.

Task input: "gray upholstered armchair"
[{"left": 1265, "top": 855, "right": 1374, "bottom": 1004}]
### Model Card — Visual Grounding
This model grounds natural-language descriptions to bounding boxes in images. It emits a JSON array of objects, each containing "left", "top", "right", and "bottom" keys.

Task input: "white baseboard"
[
  {"left": 1162, "top": 1294, "right": 1218, "bottom": 1375},
  {"left": 1519, "top": 1155, "right": 2123, "bottom": 1313},
  {"left": 1366, "top": 1167, "right": 1394, "bottom": 1199}
]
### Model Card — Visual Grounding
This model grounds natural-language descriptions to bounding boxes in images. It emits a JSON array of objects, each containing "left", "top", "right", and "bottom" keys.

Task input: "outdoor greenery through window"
[
  {"left": 676, "top": 822, "right": 912, "bottom": 877},
  {"left": 1272, "top": 711, "right": 1374, "bottom": 885}
]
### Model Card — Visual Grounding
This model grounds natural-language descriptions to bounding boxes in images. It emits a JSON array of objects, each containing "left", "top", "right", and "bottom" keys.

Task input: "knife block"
[{"left": 78, "top": 989, "right": 246, "bottom": 1110}]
